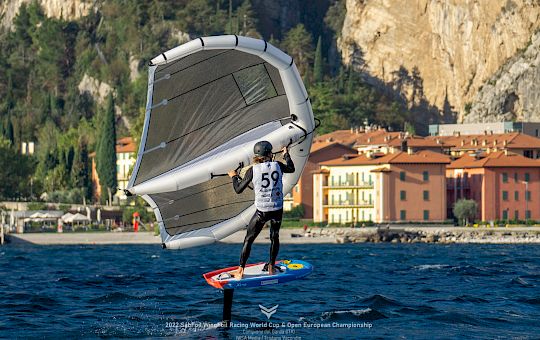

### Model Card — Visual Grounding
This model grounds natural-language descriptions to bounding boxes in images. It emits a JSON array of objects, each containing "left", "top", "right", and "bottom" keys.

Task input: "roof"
[
  {"left": 313, "top": 129, "right": 361, "bottom": 146},
  {"left": 310, "top": 141, "right": 356, "bottom": 154},
  {"left": 448, "top": 151, "right": 540, "bottom": 169},
  {"left": 352, "top": 130, "right": 402, "bottom": 147},
  {"left": 386, "top": 135, "right": 443, "bottom": 148},
  {"left": 313, "top": 128, "right": 441, "bottom": 150},
  {"left": 427, "top": 132, "right": 540, "bottom": 150},
  {"left": 320, "top": 150, "right": 451, "bottom": 166},
  {"left": 116, "top": 137, "right": 136, "bottom": 153}
]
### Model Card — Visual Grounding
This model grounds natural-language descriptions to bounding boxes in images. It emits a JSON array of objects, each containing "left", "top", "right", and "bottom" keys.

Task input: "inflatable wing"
[{"left": 126, "top": 35, "right": 314, "bottom": 249}]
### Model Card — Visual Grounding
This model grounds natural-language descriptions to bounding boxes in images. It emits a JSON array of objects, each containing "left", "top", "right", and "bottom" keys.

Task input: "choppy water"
[{"left": 1, "top": 242, "right": 539, "bottom": 339}]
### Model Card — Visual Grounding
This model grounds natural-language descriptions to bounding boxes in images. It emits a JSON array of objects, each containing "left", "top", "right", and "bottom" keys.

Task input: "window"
[
  {"left": 526, "top": 191, "right": 531, "bottom": 201},
  {"left": 423, "top": 171, "right": 429, "bottom": 181},
  {"left": 423, "top": 210, "right": 430, "bottom": 221},
  {"left": 525, "top": 173, "right": 530, "bottom": 182},
  {"left": 514, "top": 210, "right": 519, "bottom": 220},
  {"left": 502, "top": 173, "right": 508, "bottom": 183},
  {"left": 526, "top": 210, "right": 531, "bottom": 219},
  {"left": 502, "top": 191, "right": 508, "bottom": 201},
  {"left": 502, "top": 210, "right": 508, "bottom": 220},
  {"left": 400, "top": 190, "right": 406, "bottom": 201},
  {"left": 515, "top": 191, "right": 519, "bottom": 201},
  {"left": 423, "top": 190, "right": 429, "bottom": 201},
  {"left": 233, "top": 64, "right": 277, "bottom": 105},
  {"left": 514, "top": 173, "right": 518, "bottom": 183},
  {"left": 400, "top": 210, "right": 406, "bottom": 220},
  {"left": 400, "top": 171, "right": 406, "bottom": 181}
]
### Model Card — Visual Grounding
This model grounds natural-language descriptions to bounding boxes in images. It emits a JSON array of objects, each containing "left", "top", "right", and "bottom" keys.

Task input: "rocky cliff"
[
  {"left": 339, "top": 0, "right": 540, "bottom": 122},
  {"left": 0, "top": 0, "right": 92, "bottom": 28},
  {"left": 464, "top": 30, "right": 540, "bottom": 122}
]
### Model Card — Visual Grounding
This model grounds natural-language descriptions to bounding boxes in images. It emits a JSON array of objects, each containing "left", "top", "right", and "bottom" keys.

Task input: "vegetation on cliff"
[{"left": 0, "top": 0, "right": 410, "bottom": 202}]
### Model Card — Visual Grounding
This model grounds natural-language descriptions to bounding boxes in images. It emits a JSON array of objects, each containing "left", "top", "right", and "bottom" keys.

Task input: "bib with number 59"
[{"left": 252, "top": 161, "right": 284, "bottom": 212}]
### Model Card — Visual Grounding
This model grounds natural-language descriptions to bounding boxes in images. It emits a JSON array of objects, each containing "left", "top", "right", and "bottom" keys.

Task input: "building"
[
  {"left": 429, "top": 122, "right": 540, "bottom": 137},
  {"left": 427, "top": 132, "right": 540, "bottom": 158},
  {"left": 91, "top": 137, "right": 137, "bottom": 202},
  {"left": 313, "top": 150, "right": 450, "bottom": 224},
  {"left": 115, "top": 137, "right": 137, "bottom": 199},
  {"left": 447, "top": 151, "right": 540, "bottom": 221},
  {"left": 312, "top": 129, "right": 363, "bottom": 146},
  {"left": 287, "top": 141, "right": 356, "bottom": 218}
]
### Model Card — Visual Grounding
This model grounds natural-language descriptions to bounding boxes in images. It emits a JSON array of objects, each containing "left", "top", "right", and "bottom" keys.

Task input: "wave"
[
  {"left": 88, "top": 292, "right": 135, "bottom": 304},
  {"left": 510, "top": 277, "right": 534, "bottom": 287},
  {"left": 320, "top": 308, "right": 387, "bottom": 321},
  {"left": 428, "top": 311, "right": 483, "bottom": 326},
  {"left": 519, "top": 297, "right": 540, "bottom": 305},
  {"left": 414, "top": 264, "right": 451, "bottom": 270},
  {"left": 359, "top": 294, "right": 402, "bottom": 308}
]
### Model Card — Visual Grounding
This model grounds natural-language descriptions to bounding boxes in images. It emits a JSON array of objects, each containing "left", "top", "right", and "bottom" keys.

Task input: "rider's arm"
[
  {"left": 232, "top": 167, "right": 253, "bottom": 193},
  {"left": 278, "top": 152, "right": 295, "bottom": 173}
]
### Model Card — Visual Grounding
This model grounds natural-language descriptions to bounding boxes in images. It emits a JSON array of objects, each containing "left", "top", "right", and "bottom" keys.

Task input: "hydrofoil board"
[{"left": 203, "top": 260, "right": 313, "bottom": 290}]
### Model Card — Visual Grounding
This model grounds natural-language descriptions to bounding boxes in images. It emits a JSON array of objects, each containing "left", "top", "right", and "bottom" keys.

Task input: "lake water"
[{"left": 1, "top": 242, "right": 539, "bottom": 339}]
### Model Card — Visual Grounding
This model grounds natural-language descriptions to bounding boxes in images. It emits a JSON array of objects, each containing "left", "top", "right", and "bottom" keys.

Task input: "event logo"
[{"left": 259, "top": 304, "right": 279, "bottom": 319}]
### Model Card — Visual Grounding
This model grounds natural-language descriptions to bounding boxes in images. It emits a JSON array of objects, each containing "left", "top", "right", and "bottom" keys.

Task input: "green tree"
[
  {"left": 71, "top": 140, "right": 91, "bottom": 201},
  {"left": 281, "top": 24, "right": 314, "bottom": 77},
  {"left": 313, "top": 36, "right": 324, "bottom": 83},
  {"left": 453, "top": 199, "right": 478, "bottom": 226},
  {"left": 236, "top": 0, "right": 259, "bottom": 37},
  {"left": 0, "top": 135, "right": 33, "bottom": 199},
  {"left": 96, "top": 94, "right": 117, "bottom": 204}
]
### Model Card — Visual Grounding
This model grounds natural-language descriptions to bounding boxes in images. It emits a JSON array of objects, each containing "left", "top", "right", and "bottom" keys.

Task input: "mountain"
[
  {"left": 0, "top": 0, "right": 92, "bottom": 27},
  {"left": 338, "top": 0, "right": 540, "bottom": 123}
]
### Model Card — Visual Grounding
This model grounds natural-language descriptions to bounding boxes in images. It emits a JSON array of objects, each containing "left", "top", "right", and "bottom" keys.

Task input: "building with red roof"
[
  {"left": 313, "top": 149, "right": 451, "bottom": 224},
  {"left": 427, "top": 132, "right": 540, "bottom": 158},
  {"left": 447, "top": 151, "right": 540, "bottom": 221},
  {"left": 285, "top": 141, "right": 356, "bottom": 218},
  {"left": 90, "top": 137, "right": 137, "bottom": 202}
]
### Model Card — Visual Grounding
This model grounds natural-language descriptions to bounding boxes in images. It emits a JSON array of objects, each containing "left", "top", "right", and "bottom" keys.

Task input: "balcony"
[
  {"left": 323, "top": 200, "right": 374, "bottom": 208},
  {"left": 323, "top": 181, "right": 374, "bottom": 189}
]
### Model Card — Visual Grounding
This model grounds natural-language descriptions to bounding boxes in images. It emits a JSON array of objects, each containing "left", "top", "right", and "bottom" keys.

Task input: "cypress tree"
[
  {"left": 72, "top": 141, "right": 91, "bottom": 201},
  {"left": 313, "top": 36, "right": 324, "bottom": 83},
  {"left": 96, "top": 94, "right": 117, "bottom": 203}
]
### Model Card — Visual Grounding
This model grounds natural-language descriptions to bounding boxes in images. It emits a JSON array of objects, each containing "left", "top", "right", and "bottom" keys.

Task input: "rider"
[{"left": 227, "top": 141, "right": 295, "bottom": 279}]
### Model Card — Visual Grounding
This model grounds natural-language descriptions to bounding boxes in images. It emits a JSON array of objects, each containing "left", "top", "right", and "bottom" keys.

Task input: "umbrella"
[
  {"left": 61, "top": 213, "right": 74, "bottom": 223},
  {"left": 66, "top": 213, "right": 90, "bottom": 223}
]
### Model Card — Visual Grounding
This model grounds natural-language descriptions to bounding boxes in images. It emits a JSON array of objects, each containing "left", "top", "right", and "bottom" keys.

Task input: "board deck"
[{"left": 203, "top": 260, "right": 313, "bottom": 290}]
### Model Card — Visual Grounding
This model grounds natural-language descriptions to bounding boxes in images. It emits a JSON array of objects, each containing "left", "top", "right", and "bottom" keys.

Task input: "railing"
[
  {"left": 323, "top": 181, "right": 374, "bottom": 189},
  {"left": 323, "top": 200, "right": 374, "bottom": 208}
]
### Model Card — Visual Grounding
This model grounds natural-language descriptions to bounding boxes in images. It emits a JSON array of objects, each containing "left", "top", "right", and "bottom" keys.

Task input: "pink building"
[{"left": 447, "top": 151, "right": 540, "bottom": 221}]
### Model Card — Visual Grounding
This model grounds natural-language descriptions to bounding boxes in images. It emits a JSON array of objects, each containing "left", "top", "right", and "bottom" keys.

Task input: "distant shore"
[{"left": 4, "top": 226, "right": 540, "bottom": 245}]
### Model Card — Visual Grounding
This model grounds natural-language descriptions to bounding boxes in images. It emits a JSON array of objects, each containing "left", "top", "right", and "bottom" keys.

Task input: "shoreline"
[{"left": 4, "top": 226, "right": 540, "bottom": 245}]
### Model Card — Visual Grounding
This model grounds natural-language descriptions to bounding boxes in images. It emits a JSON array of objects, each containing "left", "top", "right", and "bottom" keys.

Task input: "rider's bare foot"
[
  {"left": 268, "top": 265, "right": 274, "bottom": 275},
  {"left": 230, "top": 267, "right": 244, "bottom": 280}
]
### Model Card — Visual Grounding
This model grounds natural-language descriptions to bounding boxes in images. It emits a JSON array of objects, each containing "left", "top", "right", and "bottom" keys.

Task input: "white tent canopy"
[
  {"left": 61, "top": 213, "right": 74, "bottom": 223},
  {"left": 64, "top": 213, "right": 90, "bottom": 223}
]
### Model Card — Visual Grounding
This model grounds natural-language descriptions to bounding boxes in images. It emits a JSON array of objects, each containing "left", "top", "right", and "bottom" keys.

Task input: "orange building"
[
  {"left": 288, "top": 141, "right": 356, "bottom": 218},
  {"left": 447, "top": 151, "right": 540, "bottom": 221},
  {"left": 90, "top": 137, "right": 137, "bottom": 202},
  {"left": 314, "top": 150, "right": 450, "bottom": 223},
  {"left": 427, "top": 132, "right": 540, "bottom": 159}
]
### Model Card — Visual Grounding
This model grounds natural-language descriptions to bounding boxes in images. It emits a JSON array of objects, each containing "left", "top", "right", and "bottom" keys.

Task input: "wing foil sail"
[{"left": 128, "top": 36, "right": 314, "bottom": 249}]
